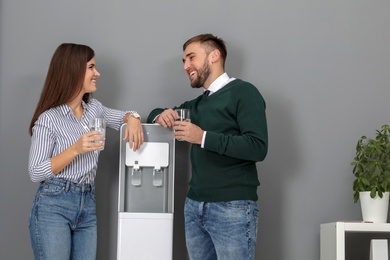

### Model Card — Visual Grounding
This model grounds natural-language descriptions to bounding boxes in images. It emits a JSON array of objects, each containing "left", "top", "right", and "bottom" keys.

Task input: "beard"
[{"left": 190, "top": 60, "right": 211, "bottom": 89}]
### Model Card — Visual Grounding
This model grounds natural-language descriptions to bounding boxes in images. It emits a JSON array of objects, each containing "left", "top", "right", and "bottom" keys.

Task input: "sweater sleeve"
[
  {"left": 204, "top": 83, "right": 268, "bottom": 162},
  {"left": 147, "top": 108, "right": 166, "bottom": 123},
  {"left": 147, "top": 100, "right": 194, "bottom": 123}
]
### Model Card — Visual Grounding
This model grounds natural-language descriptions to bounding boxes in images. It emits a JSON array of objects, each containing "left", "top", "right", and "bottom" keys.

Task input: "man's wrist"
[{"left": 201, "top": 131, "right": 207, "bottom": 148}]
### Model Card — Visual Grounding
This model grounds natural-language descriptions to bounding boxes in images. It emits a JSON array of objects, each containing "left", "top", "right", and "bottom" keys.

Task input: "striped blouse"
[{"left": 28, "top": 98, "right": 131, "bottom": 184}]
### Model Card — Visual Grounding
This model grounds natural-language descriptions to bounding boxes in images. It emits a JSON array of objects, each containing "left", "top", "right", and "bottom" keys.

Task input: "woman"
[{"left": 28, "top": 43, "right": 143, "bottom": 259}]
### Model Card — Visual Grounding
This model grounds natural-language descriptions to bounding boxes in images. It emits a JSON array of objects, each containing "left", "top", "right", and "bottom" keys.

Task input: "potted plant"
[{"left": 351, "top": 124, "right": 390, "bottom": 223}]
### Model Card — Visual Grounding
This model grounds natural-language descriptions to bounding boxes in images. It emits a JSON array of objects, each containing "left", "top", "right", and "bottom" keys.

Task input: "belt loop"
[{"left": 65, "top": 181, "right": 70, "bottom": 192}]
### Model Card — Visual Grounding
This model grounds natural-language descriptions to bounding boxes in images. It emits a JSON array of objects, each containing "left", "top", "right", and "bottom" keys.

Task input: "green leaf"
[
  {"left": 374, "top": 165, "right": 382, "bottom": 176},
  {"left": 361, "top": 178, "right": 370, "bottom": 186},
  {"left": 353, "top": 192, "right": 359, "bottom": 203},
  {"left": 370, "top": 188, "right": 377, "bottom": 198}
]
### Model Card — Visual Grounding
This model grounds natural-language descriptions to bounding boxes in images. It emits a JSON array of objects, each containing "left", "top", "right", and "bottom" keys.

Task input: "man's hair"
[{"left": 183, "top": 33, "right": 227, "bottom": 68}]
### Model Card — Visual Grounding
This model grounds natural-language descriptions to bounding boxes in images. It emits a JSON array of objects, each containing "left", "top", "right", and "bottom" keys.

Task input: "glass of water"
[
  {"left": 88, "top": 117, "right": 106, "bottom": 150},
  {"left": 175, "top": 109, "right": 190, "bottom": 122}
]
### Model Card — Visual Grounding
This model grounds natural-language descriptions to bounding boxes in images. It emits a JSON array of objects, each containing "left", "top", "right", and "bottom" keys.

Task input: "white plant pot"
[{"left": 360, "top": 191, "right": 390, "bottom": 223}]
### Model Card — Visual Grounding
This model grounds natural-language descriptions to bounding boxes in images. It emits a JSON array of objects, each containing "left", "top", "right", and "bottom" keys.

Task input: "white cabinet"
[{"left": 320, "top": 222, "right": 390, "bottom": 260}]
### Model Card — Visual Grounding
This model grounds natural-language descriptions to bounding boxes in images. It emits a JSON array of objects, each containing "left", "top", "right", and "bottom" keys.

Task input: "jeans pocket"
[{"left": 39, "top": 183, "right": 65, "bottom": 197}]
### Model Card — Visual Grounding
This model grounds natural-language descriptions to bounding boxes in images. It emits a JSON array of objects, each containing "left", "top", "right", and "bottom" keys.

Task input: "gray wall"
[{"left": 1, "top": 0, "right": 390, "bottom": 259}]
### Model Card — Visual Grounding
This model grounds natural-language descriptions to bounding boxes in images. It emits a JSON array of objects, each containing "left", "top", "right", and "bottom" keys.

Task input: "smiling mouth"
[{"left": 189, "top": 71, "right": 196, "bottom": 80}]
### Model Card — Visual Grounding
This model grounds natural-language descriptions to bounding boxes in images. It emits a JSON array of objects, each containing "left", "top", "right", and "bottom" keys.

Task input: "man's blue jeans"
[
  {"left": 184, "top": 198, "right": 259, "bottom": 260},
  {"left": 29, "top": 179, "right": 97, "bottom": 260}
]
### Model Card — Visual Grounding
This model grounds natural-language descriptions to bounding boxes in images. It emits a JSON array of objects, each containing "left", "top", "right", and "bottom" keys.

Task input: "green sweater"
[{"left": 147, "top": 79, "right": 268, "bottom": 202}]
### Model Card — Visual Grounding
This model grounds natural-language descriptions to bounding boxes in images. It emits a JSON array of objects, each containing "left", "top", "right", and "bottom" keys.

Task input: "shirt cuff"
[
  {"left": 152, "top": 114, "right": 160, "bottom": 123},
  {"left": 201, "top": 131, "right": 207, "bottom": 148}
]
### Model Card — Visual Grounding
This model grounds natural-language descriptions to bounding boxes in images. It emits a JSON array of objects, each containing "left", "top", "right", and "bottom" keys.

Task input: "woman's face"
[{"left": 83, "top": 57, "right": 100, "bottom": 94}]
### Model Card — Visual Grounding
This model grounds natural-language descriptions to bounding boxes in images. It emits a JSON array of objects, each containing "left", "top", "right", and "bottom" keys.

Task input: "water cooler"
[{"left": 117, "top": 124, "right": 175, "bottom": 260}]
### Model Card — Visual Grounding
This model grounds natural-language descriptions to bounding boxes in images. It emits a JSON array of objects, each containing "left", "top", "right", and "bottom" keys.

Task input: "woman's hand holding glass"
[{"left": 73, "top": 131, "right": 106, "bottom": 154}]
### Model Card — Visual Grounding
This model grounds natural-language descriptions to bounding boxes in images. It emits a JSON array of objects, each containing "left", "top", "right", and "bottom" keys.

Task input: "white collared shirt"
[{"left": 203, "top": 72, "right": 235, "bottom": 96}]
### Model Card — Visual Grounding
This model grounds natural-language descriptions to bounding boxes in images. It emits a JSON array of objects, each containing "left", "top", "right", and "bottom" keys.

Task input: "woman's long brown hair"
[{"left": 29, "top": 43, "right": 95, "bottom": 136}]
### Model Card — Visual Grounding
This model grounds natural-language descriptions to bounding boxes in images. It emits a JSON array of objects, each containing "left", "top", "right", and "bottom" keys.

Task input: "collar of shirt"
[
  {"left": 58, "top": 100, "right": 89, "bottom": 118},
  {"left": 204, "top": 72, "right": 236, "bottom": 96}
]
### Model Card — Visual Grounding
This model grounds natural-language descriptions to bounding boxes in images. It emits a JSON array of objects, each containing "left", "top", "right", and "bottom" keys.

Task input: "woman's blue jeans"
[
  {"left": 29, "top": 178, "right": 97, "bottom": 260},
  {"left": 184, "top": 198, "right": 259, "bottom": 260}
]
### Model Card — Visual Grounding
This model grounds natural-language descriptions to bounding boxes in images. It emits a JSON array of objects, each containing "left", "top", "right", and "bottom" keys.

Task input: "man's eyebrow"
[{"left": 182, "top": 52, "right": 195, "bottom": 63}]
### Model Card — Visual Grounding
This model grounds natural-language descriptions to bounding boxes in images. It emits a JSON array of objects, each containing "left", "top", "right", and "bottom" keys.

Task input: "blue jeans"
[
  {"left": 29, "top": 179, "right": 97, "bottom": 260},
  {"left": 184, "top": 198, "right": 259, "bottom": 260}
]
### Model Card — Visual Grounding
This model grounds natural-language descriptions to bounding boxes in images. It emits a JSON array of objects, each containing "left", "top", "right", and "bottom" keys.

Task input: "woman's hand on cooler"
[{"left": 123, "top": 116, "right": 144, "bottom": 151}]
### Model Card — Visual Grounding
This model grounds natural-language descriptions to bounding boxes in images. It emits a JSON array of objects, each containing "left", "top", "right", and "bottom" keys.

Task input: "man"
[{"left": 147, "top": 33, "right": 268, "bottom": 260}]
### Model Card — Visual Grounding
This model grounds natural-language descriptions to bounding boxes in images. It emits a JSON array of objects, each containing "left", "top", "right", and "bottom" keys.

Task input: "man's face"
[{"left": 182, "top": 42, "right": 211, "bottom": 89}]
